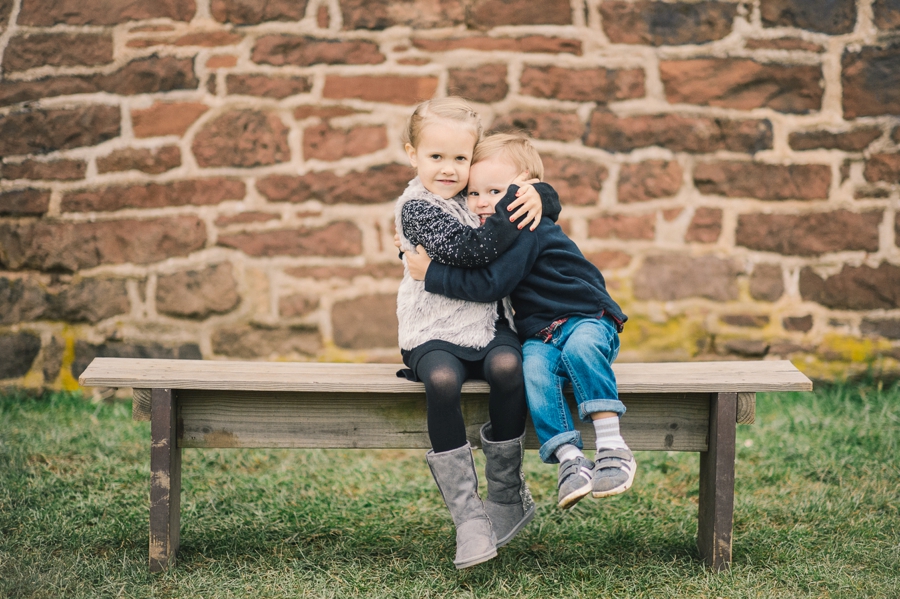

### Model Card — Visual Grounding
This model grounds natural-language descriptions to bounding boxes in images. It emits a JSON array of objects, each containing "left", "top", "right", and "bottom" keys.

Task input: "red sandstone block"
[
  {"left": 303, "top": 124, "right": 388, "bottom": 161},
  {"left": 449, "top": 64, "right": 508, "bottom": 103},
  {"left": 96, "top": 146, "right": 181, "bottom": 175},
  {"left": 541, "top": 155, "right": 607, "bottom": 206},
  {"left": 252, "top": 35, "right": 385, "bottom": 66},
  {"left": 132, "top": 102, "right": 209, "bottom": 138},
  {"left": 588, "top": 213, "right": 655, "bottom": 240},
  {"left": 323, "top": 75, "right": 439, "bottom": 104},
  {"left": 760, "top": 0, "right": 856, "bottom": 35},
  {"left": 17, "top": 0, "right": 194, "bottom": 25},
  {"left": 217, "top": 221, "right": 362, "bottom": 257},
  {"left": 800, "top": 262, "right": 900, "bottom": 310},
  {"left": 0, "top": 55, "right": 198, "bottom": 106},
  {"left": 0, "top": 216, "right": 207, "bottom": 272},
  {"left": 736, "top": 210, "right": 881, "bottom": 256},
  {"left": 864, "top": 154, "right": 900, "bottom": 183},
  {"left": 465, "top": 0, "right": 571, "bottom": 29},
  {"left": 660, "top": 58, "right": 823, "bottom": 113},
  {"left": 0, "top": 189, "right": 51, "bottom": 216},
  {"left": 192, "top": 110, "right": 291, "bottom": 168},
  {"left": 206, "top": 55, "right": 238, "bottom": 69},
  {"left": 257, "top": 164, "right": 411, "bottom": 204},
  {"left": 226, "top": 74, "right": 312, "bottom": 99},
  {"left": 520, "top": 66, "right": 645, "bottom": 103},
  {"left": 600, "top": 1, "right": 737, "bottom": 46},
  {"left": 874, "top": 0, "right": 900, "bottom": 30},
  {"left": 61, "top": 179, "right": 244, "bottom": 212},
  {"left": 2, "top": 33, "right": 113, "bottom": 71},
  {"left": 0, "top": 105, "right": 120, "bottom": 155},
  {"left": 491, "top": 110, "right": 583, "bottom": 142},
  {"left": 1, "top": 159, "right": 86, "bottom": 181},
  {"left": 789, "top": 127, "right": 882, "bottom": 151},
  {"left": 843, "top": 43, "right": 900, "bottom": 118},
  {"left": 341, "top": 0, "right": 465, "bottom": 30},
  {"left": 585, "top": 111, "right": 772, "bottom": 154},
  {"left": 618, "top": 161, "right": 683, "bottom": 203},
  {"left": 211, "top": 0, "right": 306, "bottom": 24},
  {"left": 694, "top": 161, "right": 831, "bottom": 200}
]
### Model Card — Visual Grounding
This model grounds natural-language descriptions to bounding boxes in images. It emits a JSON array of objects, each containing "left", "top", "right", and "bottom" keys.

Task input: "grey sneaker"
[
  {"left": 557, "top": 456, "right": 594, "bottom": 509},
  {"left": 591, "top": 447, "right": 636, "bottom": 498}
]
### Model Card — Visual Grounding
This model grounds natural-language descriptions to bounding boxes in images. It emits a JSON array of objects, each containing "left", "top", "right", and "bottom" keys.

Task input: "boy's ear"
[{"left": 404, "top": 143, "right": 417, "bottom": 168}]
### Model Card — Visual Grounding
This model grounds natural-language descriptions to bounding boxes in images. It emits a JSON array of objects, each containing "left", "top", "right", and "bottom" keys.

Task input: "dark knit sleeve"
[
  {"left": 400, "top": 200, "right": 515, "bottom": 267},
  {"left": 400, "top": 184, "right": 559, "bottom": 268}
]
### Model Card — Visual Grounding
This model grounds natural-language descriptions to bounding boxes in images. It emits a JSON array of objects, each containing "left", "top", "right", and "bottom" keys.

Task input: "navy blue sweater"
[{"left": 424, "top": 185, "right": 627, "bottom": 342}]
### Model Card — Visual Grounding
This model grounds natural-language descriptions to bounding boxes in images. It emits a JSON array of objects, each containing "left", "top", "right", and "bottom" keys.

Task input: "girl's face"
[{"left": 405, "top": 120, "right": 477, "bottom": 200}]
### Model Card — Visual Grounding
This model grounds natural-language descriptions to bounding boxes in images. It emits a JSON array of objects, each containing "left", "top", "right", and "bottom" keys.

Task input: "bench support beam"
[
  {"left": 697, "top": 391, "right": 736, "bottom": 571},
  {"left": 150, "top": 388, "right": 181, "bottom": 572}
]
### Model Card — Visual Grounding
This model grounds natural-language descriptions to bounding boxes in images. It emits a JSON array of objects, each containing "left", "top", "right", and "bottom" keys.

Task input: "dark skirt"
[{"left": 397, "top": 320, "right": 521, "bottom": 382}]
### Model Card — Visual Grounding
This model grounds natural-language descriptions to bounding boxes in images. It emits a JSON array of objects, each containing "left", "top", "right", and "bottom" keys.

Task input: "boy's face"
[{"left": 466, "top": 156, "right": 521, "bottom": 225}]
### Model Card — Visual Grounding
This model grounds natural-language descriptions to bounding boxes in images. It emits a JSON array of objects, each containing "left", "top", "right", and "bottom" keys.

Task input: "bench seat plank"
[
  {"left": 177, "top": 390, "right": 711, "bottom": 451},
  {"left": 81, "top": 357, "right": 812, "bottom": 393}
]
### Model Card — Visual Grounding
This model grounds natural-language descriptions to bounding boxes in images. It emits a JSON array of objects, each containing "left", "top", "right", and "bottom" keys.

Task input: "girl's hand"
[
  {"left": 508, "top": 171, "right": 542, "bottom": 231},
  {"left": 404, "top": 245, "right": 432, "bottom": 281}
]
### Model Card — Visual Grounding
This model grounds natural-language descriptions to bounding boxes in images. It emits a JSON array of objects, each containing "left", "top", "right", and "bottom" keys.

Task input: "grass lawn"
[{"left": 1, "top": 381, "right": 898, "bottom": 598}]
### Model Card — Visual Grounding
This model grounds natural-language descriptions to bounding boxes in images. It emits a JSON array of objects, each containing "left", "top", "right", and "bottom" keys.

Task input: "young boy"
[{"left": 404, "top": 133, "right": 635, "bottom": 509}]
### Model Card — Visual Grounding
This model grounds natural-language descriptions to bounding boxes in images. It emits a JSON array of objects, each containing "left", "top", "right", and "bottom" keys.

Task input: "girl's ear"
[{"left": 404, "top": 143, "right": 417, "bottom": 168}]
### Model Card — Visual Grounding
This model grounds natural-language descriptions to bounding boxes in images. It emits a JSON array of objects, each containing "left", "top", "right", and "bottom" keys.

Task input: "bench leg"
[
  {"left": 698, "top": 391, "right": 736, "bottom": 571},
  {"left": 150, "top": 388, "right": 181, "bottom": 572}
]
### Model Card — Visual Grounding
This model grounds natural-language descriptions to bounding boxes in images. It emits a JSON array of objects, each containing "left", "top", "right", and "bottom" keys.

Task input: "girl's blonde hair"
[
  {"left": 472, "top": 132, "right": 544, "bottom": 180},
  {"left": 402, "top": 97, "right": 483, "bottom": 148}
]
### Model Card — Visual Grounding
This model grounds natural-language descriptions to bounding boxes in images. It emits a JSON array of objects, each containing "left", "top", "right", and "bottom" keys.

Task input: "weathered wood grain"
[
  {"left": 698, "top": 392, "right": 737, "bottom": 572},
  {"left": 736, "top": 392, "right": 755, "bottom": 425},
  {"left": 176, "top": 390, "right": 711, "bottom": 452},
  {"left": 83, "top": 358, "right": 813, "bottom": 395},
  {"left": 149, "top": 388, "right": 180, "bottom": 573}
]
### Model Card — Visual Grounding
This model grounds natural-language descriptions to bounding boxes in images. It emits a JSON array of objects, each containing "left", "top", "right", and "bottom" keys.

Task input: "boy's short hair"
[{"left": 472, "top": 132, "right": 544, "bottom": 180}]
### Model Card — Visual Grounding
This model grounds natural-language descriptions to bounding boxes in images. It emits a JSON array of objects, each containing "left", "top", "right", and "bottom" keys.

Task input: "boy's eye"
[
  {"left": 490, "top": 189, "right": 502, "bottom": 194},
  {"left": 469, "top": 191, "right": 479, "bottom": 197},
  {"left": 430, "top": 154, "right": 441, "bottom": 160}
]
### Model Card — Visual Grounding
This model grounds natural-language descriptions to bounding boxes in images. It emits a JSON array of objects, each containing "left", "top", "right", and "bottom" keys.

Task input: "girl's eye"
[
  {"left": 456, "top": 156, "right": 469, "bottom": 162},
  {"left": 430, "top": 154, "right": 441, "bottom": 160}
]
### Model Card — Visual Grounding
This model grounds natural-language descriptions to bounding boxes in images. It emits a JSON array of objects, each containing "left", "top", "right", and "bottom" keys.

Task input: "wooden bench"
[{"left": 79, "top": 357, "right": 812, "bottom": 573}]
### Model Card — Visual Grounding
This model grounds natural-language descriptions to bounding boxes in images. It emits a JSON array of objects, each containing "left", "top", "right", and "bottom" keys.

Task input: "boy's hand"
[
  {"left": 393, "top": 232, "right": 402, "bottom": 249},
  {"left": 508, "top": 171, "right": 542, "bottom": 231},
  {"left": 404, "top": 245, "right": 432, "bottom": 281}
]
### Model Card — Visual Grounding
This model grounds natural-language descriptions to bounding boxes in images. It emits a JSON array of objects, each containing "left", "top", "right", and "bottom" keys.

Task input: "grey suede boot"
[
  {"left": 426, "top": 443, "right": 498, "bottom": 569},
  {"left": 480, "top": 423, "right": 536, "bottom": 547}
]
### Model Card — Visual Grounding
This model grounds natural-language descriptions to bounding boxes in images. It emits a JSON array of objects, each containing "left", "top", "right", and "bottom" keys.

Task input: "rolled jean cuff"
[
  {"left": 578, "top": 399, "right": 626, "bottom": 422},
  {"left": 538, "top": 430, "right": 582, "bottom": 464}
]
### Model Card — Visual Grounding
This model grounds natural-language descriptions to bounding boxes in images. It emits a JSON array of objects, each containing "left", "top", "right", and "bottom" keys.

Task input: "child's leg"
[
  {"left": 416, "top": 350, "right": 468, "bottom": 453},
  {"left": 557, "top": 317, "right": 636, "bottom": 497},
  {"left": 480, "top": 345, "right": 527, "bottom": 441},
  {"left": 476, "top": 346, "right": 535, "bottom": 546},
  {"left": 521, "top": 338, "right": 582, "bottom": 464},
  {"left": 522, "top": 338, "right": 595, "bottom": 509}
]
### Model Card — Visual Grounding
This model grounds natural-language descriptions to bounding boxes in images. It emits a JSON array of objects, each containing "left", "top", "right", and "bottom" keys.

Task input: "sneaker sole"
[
  {"left": 591, "top": 458, "right": 637, "bottom": 498},
  {"left": 557, "top": 480, "right": 592, "bottom": 509}
]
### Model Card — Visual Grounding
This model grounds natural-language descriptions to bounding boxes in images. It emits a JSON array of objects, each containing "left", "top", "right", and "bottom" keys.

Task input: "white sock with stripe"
[
  {"left": 593, "top": 416, "right": 627, "bottom": 452},
  {"left": 554, "top": 444, "right": 585, "bottom": 464}
]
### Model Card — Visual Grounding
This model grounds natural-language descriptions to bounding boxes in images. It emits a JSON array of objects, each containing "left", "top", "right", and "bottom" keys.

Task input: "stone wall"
[{"left": 1, "top": 0, "right": 899, "bottom": 388}]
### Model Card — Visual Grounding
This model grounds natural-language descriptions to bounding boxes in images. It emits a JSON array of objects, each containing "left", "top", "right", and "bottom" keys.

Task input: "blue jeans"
[{"left": 523, "top": 316, "right": 624, "bottom": 463}]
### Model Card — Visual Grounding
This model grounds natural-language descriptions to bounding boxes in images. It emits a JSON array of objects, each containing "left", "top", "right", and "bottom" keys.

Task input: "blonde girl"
[{"left": 394, "top": 97, "right": 558, "bottom": 568}]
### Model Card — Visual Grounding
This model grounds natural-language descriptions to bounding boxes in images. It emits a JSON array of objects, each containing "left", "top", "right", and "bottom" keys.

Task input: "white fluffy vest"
[{"left": 394, "top": 178, "right": 498, "bottom": 351}]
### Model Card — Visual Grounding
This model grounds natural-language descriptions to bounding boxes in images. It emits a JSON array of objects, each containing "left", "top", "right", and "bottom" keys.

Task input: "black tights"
[{"left": 415, "top": 347, "right": 527, "bottom": 453}]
